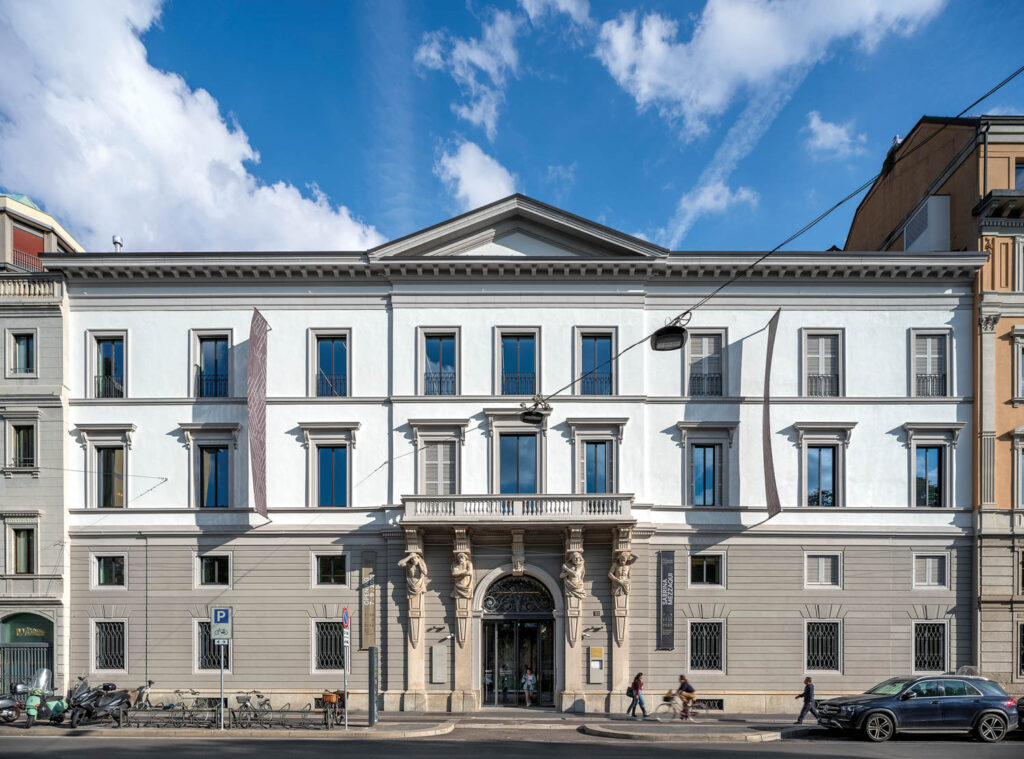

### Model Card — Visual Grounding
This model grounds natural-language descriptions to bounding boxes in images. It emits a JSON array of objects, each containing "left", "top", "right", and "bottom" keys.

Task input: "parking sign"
[{"left": 211, "top": 607, "right": 232, "bottom": 639}]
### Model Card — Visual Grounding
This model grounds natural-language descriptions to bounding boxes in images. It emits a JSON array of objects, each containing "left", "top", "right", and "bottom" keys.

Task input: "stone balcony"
[{"left": 401, "top": 493, "right": 634, "bottom": 526}]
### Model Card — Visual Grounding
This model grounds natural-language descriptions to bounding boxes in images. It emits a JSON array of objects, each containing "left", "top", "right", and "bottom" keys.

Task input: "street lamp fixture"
[{"left": 650, "top": 324, "right": 687, "bottom": 351}]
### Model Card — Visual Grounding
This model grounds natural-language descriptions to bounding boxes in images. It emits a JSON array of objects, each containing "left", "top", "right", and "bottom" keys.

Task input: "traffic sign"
[
  {"left": 215, "top": 639, "right": 228, "bottom": 646},
  {"left": 343, "top": 628, "right": 351, "bottom": 646},
  {"left": 211, "top": 607, "right": 232, "bottom": 639},
  {"left": 342, "top": 607, "right": 350, "bottom": 628}
]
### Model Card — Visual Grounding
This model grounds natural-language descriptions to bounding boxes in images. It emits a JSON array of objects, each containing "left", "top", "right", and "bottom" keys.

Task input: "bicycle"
[
  {"left": 654, "top": 692, "right": 707, "bottom": 723},
  {"left": 233, "top": 689, "right": 273, "bottom": 729},
  {"left": 321, "top": 690, "right": 345, "bottom": 729},
  {"left": 171, "top": 688, "right": 217, "bottom": 728}
]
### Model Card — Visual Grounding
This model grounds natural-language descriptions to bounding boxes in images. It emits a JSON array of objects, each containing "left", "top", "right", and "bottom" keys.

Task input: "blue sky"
[{"left": 1, "top": 0, "right": 1022, "bottom": 252}]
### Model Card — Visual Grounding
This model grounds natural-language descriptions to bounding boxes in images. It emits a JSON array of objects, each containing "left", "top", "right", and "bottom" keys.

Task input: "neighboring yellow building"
[
  {"left": 847, "top": 115, "right": 1024, "bottom": 686},
  {"left": 1, "top": 193, "right": 83, "bottom": 271}
]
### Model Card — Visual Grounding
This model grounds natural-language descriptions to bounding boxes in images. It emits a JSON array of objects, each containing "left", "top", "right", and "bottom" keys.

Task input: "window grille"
[
  {"left": 315, "top": 621, "right": 346, "bottom": 670},
  {"left": 197, "top": 621, "right": 228, "bottom": 670},
  {"left": 579, "top": 372, "right": 612, "bottom": 395},
  {"left": 689, "top": 621, "right": 723, "bottom": 671},
  {"left": 914, "top": 623, "right": 946, "bottom": 671},
  {"left": 689, "top": 334, "right": 723, "bottom": 396},
  {"left": 424, "top": 371, "right": 456, "bottom": 395},
  {"left": 914, "top": 335, "right": 947, "bottom": 397},
  {"left": 1018, "top": 624, "right": 1024, "bottom": 677},
  {"left": 806, "top": 621, "right": 840, "bottom": 671},
  {"left": 805, "top": 334, "right": 839, "bottom": 397},
  {"left": 95, "top": 621, "right": 126, "bottom": 670}
]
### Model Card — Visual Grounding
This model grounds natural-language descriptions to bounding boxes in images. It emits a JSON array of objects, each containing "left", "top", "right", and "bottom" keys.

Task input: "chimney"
[{"left": 112, "top": 235, "right": 123, "bottom": 253}]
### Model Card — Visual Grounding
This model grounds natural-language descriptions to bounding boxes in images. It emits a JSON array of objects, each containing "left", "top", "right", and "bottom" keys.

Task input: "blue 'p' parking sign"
[{"left": 211, "top": 607, "right": 232, "bottom": 639}]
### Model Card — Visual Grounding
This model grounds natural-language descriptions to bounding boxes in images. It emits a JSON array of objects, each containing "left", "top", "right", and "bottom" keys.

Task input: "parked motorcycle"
[
  {"left": 20, "top": 668, "right": 69, "bottom": 728},
  {"left": 0, "top": 684, "right": 24, "bottom": 723},
  {"left": 69, "top": 680, "right": 131, "bottom": 728},
  {"left": 66, "top": 677, "right": 117, "bottom": 728}
]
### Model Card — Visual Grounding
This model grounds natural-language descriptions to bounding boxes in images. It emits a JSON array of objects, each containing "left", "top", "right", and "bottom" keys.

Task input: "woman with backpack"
[{"left": 626, "top": 672, "right": 649, "bottom": 719}]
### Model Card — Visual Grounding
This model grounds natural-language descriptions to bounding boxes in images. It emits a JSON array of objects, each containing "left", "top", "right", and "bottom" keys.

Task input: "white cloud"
[
  {"left": 804, "top": 111, "right": 867, "bottom": 158},
  {"left": 0, "top": 0, "right": 383, "bottom": 252},
  {"left": 678, "top": 180, "right": 758, "bottom": 219},
  {"left": 520, "top": 0, "right": 593, "bottom": 27},
  {"left": 596, "top": 0, "right": 945, "bottom": 138},
  {"left": 435, "top": 139, "right": 518, "bottom": 212},
  {"left": 415, "top": 11, "right": 523, "bottom": 140}
]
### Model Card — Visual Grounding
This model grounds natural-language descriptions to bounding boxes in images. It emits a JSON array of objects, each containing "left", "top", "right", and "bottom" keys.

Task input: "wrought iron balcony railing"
[
  {"left": 501, "top": 372, "right": 536, "bottom": 395},
  {"left": 195, "top": 371, "right": 228, "bottom": 398},
  {"left": 94, "top": 374, "right": 125, "bottom": 399},
  {"left": 689, "top": 373, "right": 722, "bottom": 396},
  {"left": 579, "top": 372, "right": 612, "bottom": 395},
  {"left": 915, "top": 373, "right": 947, "bottom": 397},
  {"left": 424, "top": 371, "right": 456, "bottom": 396},
  {"left": 11, "top": 249, "right": 44, "bottom": 272},
  {"left": 805, "top": 374, "right": 839, "bottom": 397},
  {"left": 316, "top": 372, "right": 348, "bottom": 397},
  {"left": 402, "top": 493, "right": 633, "bottom": 523}
]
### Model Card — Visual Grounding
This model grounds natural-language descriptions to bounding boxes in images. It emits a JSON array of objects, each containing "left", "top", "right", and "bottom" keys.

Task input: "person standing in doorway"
[
  {"left": 626, "top": 672, "right": 649, "bottom": 719},
  {"left": 521, "top": 667, "right": 536, "bottom": 707},
  {"left": 794, "top": 677, "right": 818, "bottom": 724}
]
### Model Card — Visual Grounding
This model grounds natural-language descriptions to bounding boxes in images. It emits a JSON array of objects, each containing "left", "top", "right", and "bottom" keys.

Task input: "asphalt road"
[{"left": 0, "top": 728, "right": 1022, "bottom": 758}]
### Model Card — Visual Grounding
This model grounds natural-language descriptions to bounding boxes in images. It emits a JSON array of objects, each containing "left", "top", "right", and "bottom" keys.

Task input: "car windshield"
[
  {"left": 865, "top": 677, "right": 915, "bottom": 695},
  {"left": 29, "top": 668, "right": 52, "bottom": 691}
]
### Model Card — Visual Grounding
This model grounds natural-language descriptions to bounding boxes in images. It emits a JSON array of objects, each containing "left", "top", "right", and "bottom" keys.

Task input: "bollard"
[{"left": 368, "top": 646, "right": 378, "bottom": 727}]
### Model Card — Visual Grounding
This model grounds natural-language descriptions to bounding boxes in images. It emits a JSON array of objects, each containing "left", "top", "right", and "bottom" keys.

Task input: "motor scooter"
[
  {"left": 66, "top": 677, "right": 117, "bottom": 728},
  {"left": 71, "top": 682, "right": 132, "bottom": 727},
  {"left": 20, "top": 668, "right": 69, "bottom": 728},
  {"left": 0, "top": 684, "right": 24, "bottom": 723}
]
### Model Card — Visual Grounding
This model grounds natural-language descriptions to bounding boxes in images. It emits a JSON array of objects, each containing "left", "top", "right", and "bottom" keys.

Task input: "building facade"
[
  {"left": 847, "top": 116, "right": 1024, "bottom": 688},
  {"left": 42, "top": 196, "right": 983, "bottom": 712}
]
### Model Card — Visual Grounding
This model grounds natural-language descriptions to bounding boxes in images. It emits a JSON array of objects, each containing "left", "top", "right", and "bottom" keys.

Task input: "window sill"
[
  {"left": 1013, "top": 397, "right": 1024, "bottom": 408},
  {"left": 3, "top": 467, "right": 39, "bottom": 478}
]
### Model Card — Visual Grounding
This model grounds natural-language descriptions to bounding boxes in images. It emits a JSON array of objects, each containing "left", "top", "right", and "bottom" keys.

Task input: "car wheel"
[
  {"left": 974, "top": 713, "right": 1007, "bottom": 743},
  {"left": 863, "top": 713, "right": 895, "bottom": 742}
]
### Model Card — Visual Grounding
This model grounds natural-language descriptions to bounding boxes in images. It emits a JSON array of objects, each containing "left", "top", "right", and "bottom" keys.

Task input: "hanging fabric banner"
[
  {"left": 763, "top": 309, "right": 782, "bottom": 518},
  {"left": 247, "top": 308, "right": 270, "bottom": 519},
  {"left": 657, "top": 551, "right": 675, "bottom": 650}
]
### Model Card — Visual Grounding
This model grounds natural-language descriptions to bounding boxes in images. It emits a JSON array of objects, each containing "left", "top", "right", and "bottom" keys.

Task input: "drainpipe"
[
  {"left": 982, "top": 122, "right": 990, "bottom": 199},
  {"left": 139, "top": 531, "right": 149, "bottom": 684}
]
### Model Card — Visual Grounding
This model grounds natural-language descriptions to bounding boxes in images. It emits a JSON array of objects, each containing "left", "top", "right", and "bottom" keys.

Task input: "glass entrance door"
[{"left": 482, "top": 619, "right": 554, "bottom": 706}]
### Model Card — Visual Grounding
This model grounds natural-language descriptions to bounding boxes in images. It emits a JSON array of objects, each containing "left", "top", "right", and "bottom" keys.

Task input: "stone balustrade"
[
  {"left": 402, "top": 493, "right": 633, "bottom": 523},
  {"left": 0, "top": 275, "right": 63, "bottom": 299}
]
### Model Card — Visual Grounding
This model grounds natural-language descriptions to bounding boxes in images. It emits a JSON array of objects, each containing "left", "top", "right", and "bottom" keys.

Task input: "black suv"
[{"left": 817, "top": 675, "right": 1018, "bottom": 742}]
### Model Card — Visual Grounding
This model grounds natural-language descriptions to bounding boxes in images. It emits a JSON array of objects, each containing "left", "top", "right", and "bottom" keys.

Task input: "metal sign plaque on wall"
[
  {"left": 361, "top": 551, "right": 377, "bottom": 649},
  {"left": 657, "top": 552, "right": 674, "bottom": 650}
]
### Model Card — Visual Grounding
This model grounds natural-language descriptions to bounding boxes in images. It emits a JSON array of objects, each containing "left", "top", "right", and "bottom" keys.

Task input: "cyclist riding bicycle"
[{"left": 674, "top": 675, "right": 697, "bottom": 721}]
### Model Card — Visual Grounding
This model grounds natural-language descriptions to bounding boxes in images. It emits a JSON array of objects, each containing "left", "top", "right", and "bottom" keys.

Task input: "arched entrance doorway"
[
  {"left": 0, "top": 613, "right": 53, "bottom": 692},
  {"left": 480, "top": 575, "right": 555, "bottom": 707}
]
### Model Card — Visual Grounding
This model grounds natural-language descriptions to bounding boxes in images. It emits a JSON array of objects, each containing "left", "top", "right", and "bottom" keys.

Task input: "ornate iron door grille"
[
  {"left": 483, "top": 576, "right": 554, "bottom": 615},
  {"left": 95, "top": 621, "right": 126, "bottom": 670},
  {"left": 914, "top": 622, "right": 946, "bottom": 672},
  {"left": 315, "top": 621, "right": 346, "bottom": 670},
  {"left": 689, "top": 621, "right": 723, "bottom": 671},
  {"left": 806, "top": 621, "right": 840, "bottom": 671},
  {"left": 197, "top": 621, "right": 229, "bottom": 670}
]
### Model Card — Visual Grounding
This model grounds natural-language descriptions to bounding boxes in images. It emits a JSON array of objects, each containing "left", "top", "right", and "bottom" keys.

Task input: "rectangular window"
[
  {"left": 1019, "top": 623, "right": 1024, "bottom": 677},
  {"left": 580, "top": 334, "right": 613, "bottom": 395},
  {"left": 807, "top": 446, "right": 835, "bottom": 507},
  {"left": 806, "top": 621, "right": 841, "bottom": 671},
  {"left": 690, "top": 555, "right": 722, "bottom": 586},
  {"left": 914, "top": 622, "right": 946, "bottom": 672},
  {"left": 1016, "top": 160, "right": 1024, "bottom": 189},
  {"left": 689, "top": 334, "right": 723, "bottom": 396},
  {"left": 196, "top": 336, "right": 229, "bottom": 398},
  {"left": 96, "top": 555, "right": 125, "bottom": 587},
  {"left": 915, "top": 446, "right": 944, "bottom": 507},
  {"left": 316, "top": 336, "right": 348, "bottom": 397},
  {"left": 584, "top": 440, "right": 613, "bottom": 494},
  {"left": 94, "top": 621, "right": 126, "bottom": 671},
  {"left": 317, "top": 446, "right": 348, "bottom": 507},
  {"left": 199, "top": 446, "right": 229, "bottom": 508},
  {"left": 95, "top": 337, "right": 124, "bottom": 398},
  {"left": 914, "top": 555, "right": 948, "bottom": 588},
  {"left": 315, "top": 621, "right": 346, "bottom": 670},
  {"left": 914, "top": 334, "right": 947, "bottom": 397},
  {"left": 12, "top": 424, "right": 35, "bottom": 468},
  {"left": 12, "top": 333, "right": 35, "bottom": 374},
  {"left": 316, "top": 555, "right": 347, "bottom": 585},
  {"left": 689, "top": 621, "right": 723, "bottom": 671},
  {"left": 806, "top": 554, "right": 841, "bottom": 587},
  {"left": 197, "top": 621, "right": 228, "bottom": 670},
  {"left": 691, "top": 444, "right": 721, "bottom": 506},
  {"left": 499, "top": 434, "right": 537, "bottom": 494},
  {"left": 805, "top": 334, "right": 839, "bottom": 397},
  {"left": 501, "top": 334, "right": 536, "bottom": 395},
  {"left": 13, "top": 528, "right": 35, "bottom": 574},
  {"left": 424, "top": 334, "right": 456, "bottom": 395},
  {"left": 422, "top": 441, "right": 455, "bottom": 496},
  {"left": 97, "top": 447, "right": 125, "bottom": 508},
  {"left": 200, "top": 555, "right": 230, "bottom": 586}
]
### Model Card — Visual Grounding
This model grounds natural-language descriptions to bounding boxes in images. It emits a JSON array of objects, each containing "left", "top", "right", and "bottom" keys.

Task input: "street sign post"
[
  {"left": 342, "top": 607, "right": 349, "bottom": 730},
  {"left": 211, "top": 607, "right": 232, "bottom": 730}
]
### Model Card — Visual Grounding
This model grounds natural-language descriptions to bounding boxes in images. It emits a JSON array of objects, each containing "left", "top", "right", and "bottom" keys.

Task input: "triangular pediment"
[{"left": 370, "top": 195, "right": 665, "bottom": 259}]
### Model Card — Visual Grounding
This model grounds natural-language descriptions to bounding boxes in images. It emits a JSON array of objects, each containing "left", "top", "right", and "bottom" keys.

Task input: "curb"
[
  {"left": 3, "top": 721, "right": 457, "bottom": 740},
  {"left": 581, "top": 723, "right": 782, "bottom": 743}
]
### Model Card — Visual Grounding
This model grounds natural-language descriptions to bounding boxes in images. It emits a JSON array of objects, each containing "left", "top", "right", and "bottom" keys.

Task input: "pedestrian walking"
[
  {"left": 794, "top": 677, "right": 819, "bottom": 724},
  {"left": 626, "top": 672, "right": 649, "bottom": 719},
  {"left": 521, "top": 667, "right": 536, "bottom": 707}
]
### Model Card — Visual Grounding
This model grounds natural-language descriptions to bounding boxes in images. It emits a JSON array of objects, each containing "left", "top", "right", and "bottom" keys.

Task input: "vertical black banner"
[{"left": 657, "top": 551, "right": 675, "bottom": 650}]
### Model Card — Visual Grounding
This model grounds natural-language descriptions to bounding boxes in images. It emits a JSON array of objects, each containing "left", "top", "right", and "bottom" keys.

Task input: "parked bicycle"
[
  {"left": 321, "top": 690, "right": 345, "bottom": 729},
  {"left": 232, "top": 689, "right": 273, "bottom": 729},
  {"left": 170, "top": 688, "right": 217, "bottom": 728}
]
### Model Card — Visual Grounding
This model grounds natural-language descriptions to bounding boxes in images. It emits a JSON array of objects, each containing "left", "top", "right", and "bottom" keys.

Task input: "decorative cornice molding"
[
  {"left": 75, "top": 423, "right": 137, "bottom": 450},
  {"left": 675, "top": 421, "right": 739, "bottom": 448},
  {"left": 177, "top": 422, "right": 242, "bottom": 449},
  {"left": 407, "top": 418, "right": 471, "bottom": 446},
  {"left": 902, "top": 421, "right": 966, "bottom": 447},
  {"left": 792, "top": 421, "right": 858, "bottom": 448},
  {"left": 297, "top": 421, "right": 361, "bottom": 449}
]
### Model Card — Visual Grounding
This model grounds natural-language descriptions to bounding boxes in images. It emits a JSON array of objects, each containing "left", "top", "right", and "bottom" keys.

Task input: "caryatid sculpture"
[
  {"left": 560, "top": 550, "right": 586, "bottom": 600},
  {"left": 608, "top": 550, "right": 637, "bottom": 597},
  {"left": 398, "top": 549, "right": 428, "bottom": 646},
  {"left": 450, "top": 549, "right": 474, "bottom": 646}
]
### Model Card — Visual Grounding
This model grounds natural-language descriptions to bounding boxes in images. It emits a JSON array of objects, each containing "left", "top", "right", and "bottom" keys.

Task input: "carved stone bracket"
[
  {"left": 511, "top": 530, "right": 525, "bottom": 576},
  {"left": 979, "top": 314, "right": 1000, "bottom": 333},
  {"left": 451, "top": 527, "right": 474, "bottom": 648},
  {"left": 399, "top": 527, "right": 427, "bottom": 648},
  {"left": 609, "top": 526, "right": 634, "bottom": 647},
  {"left": 562, "top": 526, "right": 585, "bottom": 647}
]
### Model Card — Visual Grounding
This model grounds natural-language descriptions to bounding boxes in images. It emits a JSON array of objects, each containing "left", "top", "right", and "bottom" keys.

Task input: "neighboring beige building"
[
  {"left": 846, "top": 115, "right": 1024, "bottom": 687},
  {"left": 0, "top": 194, "right": 80, "bottom": 691}
]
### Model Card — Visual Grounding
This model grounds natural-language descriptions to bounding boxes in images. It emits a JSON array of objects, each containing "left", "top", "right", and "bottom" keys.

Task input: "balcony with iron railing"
[
  {"left": 501, "top": 372, "right": 536, "bottom": 396},
  {"left": 11, "top": 249, "right": 44, "bottom": 272},
  {"left": 95, "top": 374, "right": 125, "bottom": 399},
  {"left": 317, "top": 372, "right": 348, "bottom": 397},
  {"left": 579, "top": 372, "right": 612, "bottom": 396},
  {"left": 915, "top": 373, "right": 947, "bottom": 397},
  {"left": 805, "top": 374, "right": 839, "bottom": 397},
  {"left": 689, "top": 373, "right": 722, "bottom": 397},
  {"left": 424, "top": 371, "right": 456, "bottom": 396},
  {"left": 195, "top": 371, "right": 228, "bottom": 398},
  {"left": 402, "top": 493, "right": 633, "bottom": 525}
]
